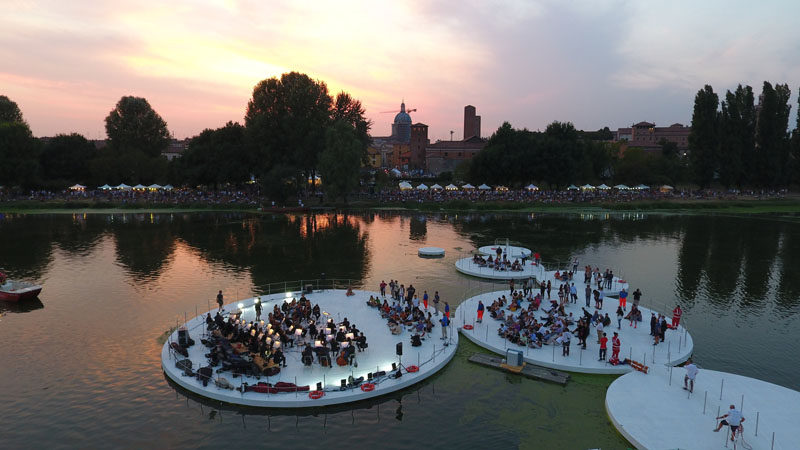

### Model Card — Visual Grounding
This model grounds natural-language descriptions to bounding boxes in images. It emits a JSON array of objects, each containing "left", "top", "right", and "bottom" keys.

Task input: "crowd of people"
[
  {"left": 1, "top": 188, "right": 261, "bottom": 205},
  {"left": 368, "top": 280, "right": 451, "bottom": 344},
  {"left": 202, "top": 292, "right": 368, "bottom": 381}
]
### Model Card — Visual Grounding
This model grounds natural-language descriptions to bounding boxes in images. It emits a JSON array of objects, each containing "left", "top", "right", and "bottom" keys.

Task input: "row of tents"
[
  {"left": 69, "top": 183, "right": 175, "bottom": 191},
  {"left": 398, "top": 182, "right": 674, "bottom": 192}
]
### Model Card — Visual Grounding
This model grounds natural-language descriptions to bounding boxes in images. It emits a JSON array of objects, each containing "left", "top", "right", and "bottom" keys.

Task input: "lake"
[{"left": 1, "top": 211, "right": 798, "bottom": 449}]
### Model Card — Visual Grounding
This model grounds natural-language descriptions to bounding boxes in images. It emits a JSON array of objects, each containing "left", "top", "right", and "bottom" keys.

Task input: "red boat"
[{"left": 0, "top": 279, "right": 43, "bottom": 302}]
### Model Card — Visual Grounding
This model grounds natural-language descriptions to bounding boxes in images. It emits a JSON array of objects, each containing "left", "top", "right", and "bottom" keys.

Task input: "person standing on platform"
[
  {"left": 616, "top": 305, "right": 624, "bottom": 329},
  {"left": 611, "top": 332, "right": 621, "bottom": 361},
  {"left": 714, "top": 405, "right": 745, "bottom": 442},
  {"left": 546, "top": 280, "right": 552, "bottom": 299},
  {"left": 216, "top": 290, "right": 224, "bottom": 311},
  {"left": 619, "top": 287, "right": 628, "bottom": 310},
  {"left": 509, "top": 279, "right": 515, "bottom": 295},
  {"left": 422, "top": 291, "right": 429, "bottom": 310},
  {"left": 570, "top": 283, "right": 578, "bottom": 303},
  {"left": 684, "top": 358, "right": 698, "bottom": 393},
  {"left": 559, "top": 330, "right": 572, "bottom": 356},
  {"left": 433, "top": 291, "right": 440, "bottom": 316},
  {"left": 585, "top": 284, "right": 592, "bottom": 307},
  {"left": 534, "top": 252, "right": 540, "bottom": 265},
  {"left": 649, "top": 313, "right": 657, "bottom": 336},
  {"left": 477, "top": 300, "right": 485, "bottom": 323},
  {"left": 598, "top": 332, "right": 608, "bottom": 361},
  {"left": 633, "top": 288, "right": 642, "bottom": 308},
  {"left": 596, "top": 319, "right": 604, "bottom": 344},
  {"left": 672, "top": 305, "right": 682, "bottom": 328},
  {"left": 254, "top": 298, "right": 262, "bottom": 320},
  {"left": 572, "top": 258, "right": 579, "bottom": 273},
  {"left": 380, "top": 280, "right": 387, "bottom": 297},
  {"left": 444, "top": 301, "right": 450, "bottom": 319},
  {"left": 440, "top": 314, "right": 449, "bottom": 340}
]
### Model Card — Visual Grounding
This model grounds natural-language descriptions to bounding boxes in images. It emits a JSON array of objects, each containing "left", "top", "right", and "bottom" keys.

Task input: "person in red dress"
[
  {"left": 611, "top": 332, "right": 621, "bottom": 361},
  {"left": 672, "top": 305, "right": 683, "bottom": 328}
]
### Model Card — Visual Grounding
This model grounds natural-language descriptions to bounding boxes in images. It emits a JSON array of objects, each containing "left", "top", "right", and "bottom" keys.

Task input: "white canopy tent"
[
  {"left": 147, "top": 184, "right": 162, "bottom": 190},
  {"left": 525, "top": 184, "right": 539, "bottom": 191},
  {"left": 614, "top": 184, "right": 630, "bottom": 190},
  {"left": 462, "top": 183, "right": 475, "bottom": 190},
  {"left": 566, "top": 184, "right": 579, "bottom": 190},
  {"left": 445, "top": 184, "right": 458, "bottom": 191},
  {"left": 69, "top": 184, "right": 86, "bottom": 191},
  {"left": 581, "top": 184, "right": 595, "bottom": 190},
  {"left": 416, "top": 183, "right": 429, "bottom": 190},
  {"left": 597, "top": 184, "right": 611, "bottom": 190},
  {"left": 114, "top": 183, "right": 131, "bottom": 190},
  {"left": 163, "top": 184, "right": 174, "bottom": 191},
  {"left": 495, "top": 185, "right": 509, "bottom": 191},
  {"left": 132, "top": 184, "right": 147, "bottom": 190},
  {"left": 390, "top": 168, "right": 402, "bottom": 177},
  {"left": 477, "top": 184, "right": 491, "bottom": 190},
  {"left": 430, "top": 183, "right": 443, "bottom": 190},
  {"left": 98, "top": 184, "right": 112, "bottom": 190},
  {"left": 398, "top": 181, "right": 413, "bottom": 190},
  {"left": 634, "top": 184, "right": 650, "bottom": 190}
]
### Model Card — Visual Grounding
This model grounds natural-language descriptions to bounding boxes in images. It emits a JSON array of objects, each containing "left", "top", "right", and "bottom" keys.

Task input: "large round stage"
[
  {"left": 453, "top": 272, "right": 692, "bottom": 374},
  {"left": 162, "top": 289, "right": 458, "bottom": 408},
  {"left": 455, "top": 257, "right": 546, "bottom": 281},
  {"left": 477, "top": 244, "right": 531, "bottom": 259},
  {"left": 606, "top": 367, "right": 799, "bottom": 449}
]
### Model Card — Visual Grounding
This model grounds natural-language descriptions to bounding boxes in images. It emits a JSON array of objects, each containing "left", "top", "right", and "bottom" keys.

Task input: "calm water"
[{"left": 1, "top": 211, "right": 799, "bottom": 449}]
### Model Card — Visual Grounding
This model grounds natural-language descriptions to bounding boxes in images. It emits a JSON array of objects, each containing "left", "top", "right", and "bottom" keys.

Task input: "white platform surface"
[
  {"left": 418, "top": 246, "right": 445, "bottom": 256},
  {"left": 455, "top": 257, "right": 546, "bottom": 280},
  {"left": 606, "top": 367, "right": 798, "bottom": 449},
  {"left": 162, "top": 289, "right": 458, "bottom": 408},
  {"left": 454, "top": 271, "right": 693, "bottom": 374}
]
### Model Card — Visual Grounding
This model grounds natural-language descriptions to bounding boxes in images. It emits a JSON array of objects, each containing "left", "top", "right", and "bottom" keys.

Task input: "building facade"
[{"left": 614, "top": 122, "right": 690, "bottom": 153}]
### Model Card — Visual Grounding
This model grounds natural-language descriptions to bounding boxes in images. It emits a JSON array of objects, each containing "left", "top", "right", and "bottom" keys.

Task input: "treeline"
[
  {"left": 0, "top": 72, "right": 371, "bottom": 202},
  {"left": 690, "top": 82, "right": 800, "bottom": 188},
  {"left": 464, "top": 121, "right": 686, "bottom": 189}
]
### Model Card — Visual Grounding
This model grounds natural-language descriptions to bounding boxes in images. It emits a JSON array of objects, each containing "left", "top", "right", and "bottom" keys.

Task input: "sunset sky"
[{"left": 3, "top": 0, "right": 799, "bottom": 141}]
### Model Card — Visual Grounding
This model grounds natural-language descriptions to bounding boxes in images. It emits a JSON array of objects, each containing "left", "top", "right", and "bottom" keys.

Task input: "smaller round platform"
[
  {"left": 477, "top": 244, "right": 531, "bottom": 259},
  {"left": 162, "top": 289, "right": 458, "bottom": 408},
  {"left": 418, "top": 247, "right": 445, "bottom": 257},
  {"left": 607, "top": 368, "right": 799, "bottom": 449},
  {"left": 454, "top": 271, "right": 691, "bottom": 375},
  {"left": 455, "top": 257, "right": 545, "bottom": 280}
]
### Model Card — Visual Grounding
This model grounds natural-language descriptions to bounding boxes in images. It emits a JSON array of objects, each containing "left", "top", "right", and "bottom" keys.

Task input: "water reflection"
[{"left": 0, "top": 297, "right": 44, "bottom": 314}]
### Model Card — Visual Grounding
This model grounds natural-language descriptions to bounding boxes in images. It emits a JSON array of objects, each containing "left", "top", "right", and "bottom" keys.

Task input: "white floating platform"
[
  {"left": 477, "top": 244, "right": 531, "bottom": 259},
  {"left": 418, "top": 246, "right": 445, "bottom": 257},
  {"left": 455, "top": 257, "right": 546, "bottom": 280},
  {"left": 454, "top": 271, "right": 692, "bottom": 375},
  {"left": 162, "top": 289, "right": 458, "bottom": 408},
  {"left": 606, "top": 367, "right": 799, "bottom": 449}
]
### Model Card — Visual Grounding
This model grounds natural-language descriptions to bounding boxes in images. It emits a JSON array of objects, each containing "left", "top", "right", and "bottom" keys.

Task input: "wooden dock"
[{"left": 468, "top": 353, "right": 570, "bottom": 385}]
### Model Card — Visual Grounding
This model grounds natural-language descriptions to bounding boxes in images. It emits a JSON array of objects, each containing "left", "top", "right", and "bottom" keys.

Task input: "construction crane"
[{"left": 380, "top": 107, "right": 417, "bottom": 114}]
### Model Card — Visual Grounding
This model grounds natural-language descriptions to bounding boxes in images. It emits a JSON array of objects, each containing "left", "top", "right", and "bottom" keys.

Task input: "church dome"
[{"left": 394, "top": 102, "right": 412, "bottom": 125}]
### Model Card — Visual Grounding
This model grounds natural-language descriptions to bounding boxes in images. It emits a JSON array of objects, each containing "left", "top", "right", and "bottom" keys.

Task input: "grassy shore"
[{"left": 2, "top": 197, "right": 800, "bottom": 215}]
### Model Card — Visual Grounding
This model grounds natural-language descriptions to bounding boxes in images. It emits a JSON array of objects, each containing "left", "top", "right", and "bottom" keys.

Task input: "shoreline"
[{"left": 2, "top": 198, "right": 800, "bottom": 215}]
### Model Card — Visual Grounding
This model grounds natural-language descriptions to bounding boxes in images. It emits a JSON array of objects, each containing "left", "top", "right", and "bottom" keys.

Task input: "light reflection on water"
[{"left": 0, "top": 211, "right": 798, "bottom": 449}]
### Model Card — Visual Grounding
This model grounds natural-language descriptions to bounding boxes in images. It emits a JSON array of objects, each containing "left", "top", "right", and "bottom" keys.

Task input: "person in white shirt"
[
  {"left": 558, "top": 330, "right": 573, "bottom": 356},
  {"left": 714, "top": 404, "right": 745, "bottom": 442},
  {"left": 683, "top": 358, "right": 698, "bottom": 393},
  {"left": 596, "top": 320, "right": 604, "bottom": 344}
]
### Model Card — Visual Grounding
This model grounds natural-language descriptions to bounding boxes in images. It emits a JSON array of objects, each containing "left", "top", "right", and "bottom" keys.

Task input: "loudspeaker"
[
  {"left": 367, "top": 372, "right": 373, "bottom": 380},
  {"left": 392, "top": 363, "right": 397, "bottom": 371},
  {"left": 396, "top": 342, "right": 403, "bottom": 356},
  {"left": 178, "top": 329, "right": 190, "bottom": 347},
  {"left": 316, "top": 382, "right": 322, "bottom": 391},
  {"left": 340, "top": 379, "right": 347, "bottom": 388}
]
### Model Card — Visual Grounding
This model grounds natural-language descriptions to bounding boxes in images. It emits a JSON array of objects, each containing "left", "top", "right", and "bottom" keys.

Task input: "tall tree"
[
  {"left": 245, "top": 72, "right": 332, "bottom": 195},
  {"left": 0, "top": 95, "right": 25, "bottom": 124},
  {"left": 792, "top": 87, "right": 800, "bottom": 184},
  {"left": 755, "top": 82, "right": 792, "bottom": 187},
  {"left": 105, "top": 96, "right": 171, "bottom": 158},
  {"left": 688, "top": 85, "right": 719, "bottom": 188},
  {"left": 718, "top": 85, "right": 755, "bottom": 188},
  {"left": 0, "top": 121, "right": 40, "bottom": 188},
  {"left": 318, "top": 121, "right": 363, "bottom": 202},
  {"left": 39, "top": 133, "right": 97, "bottom": 187}
]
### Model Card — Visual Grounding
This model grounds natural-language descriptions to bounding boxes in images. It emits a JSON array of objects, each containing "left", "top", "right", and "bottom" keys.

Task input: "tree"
[
  {"left": 792, "top": 87, "right": 800, "bottom": 184},
  {"left": 179, "top": 122, "right": 250, "bottom": 188},
  {"left": 39, "top": 133, "right": 97, "bottom": 188},
  {"left": 331, "top": 92, "right": 372, "bottom": 161},
  {"left": 105, "top": 96, "right": 170, "bottom": 158},
  {"left": 245, "top": 72, "right": 332, "bottom": 193},
  {"left": 688, "top": 85, "right": 719, "bottom": 188},
  {"left": 0, "top": 95, "right": 25, "bottom": 124},
  {"left": 754, "top": 82, "right": 792, "bottom": 187},
  {"left": 718, "top": 85, "right": 755, "bottom": 188},
  {"left": 318, "top": 121, "right": 363, "bottom": 202},
  {"left": 0, "top": 121, "right": 40, "bottom": 188}
]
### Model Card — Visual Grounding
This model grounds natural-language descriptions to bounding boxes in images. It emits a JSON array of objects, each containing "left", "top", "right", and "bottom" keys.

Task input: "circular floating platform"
[
  {"left": 477, "top": 244, "right": 531, "bottom": 259},
  {"left": 162, "top": 289, "right": 458, "bottom": 408},
  {"left": 453, "top": 272, "right": 691, "bottom": 375},
  {"left": 606, "top": 368, "right": 799, "bottom": 449},
  {"left": 455, "top": 257, "right": 545, "bottom": 280},
  {"left": 418, "top": 247, "right": 445, "bottom": 257}
]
